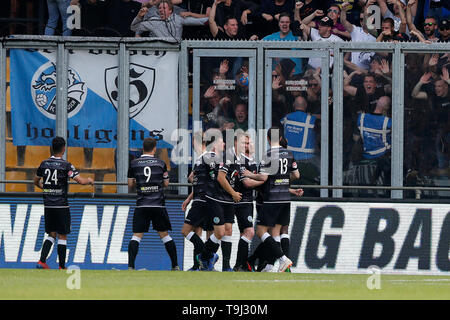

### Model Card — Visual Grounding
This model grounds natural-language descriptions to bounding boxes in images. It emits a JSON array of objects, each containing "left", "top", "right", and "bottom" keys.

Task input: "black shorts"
[
  {"left": 132, "top": 207, "right": 172, "bottom": 233},
  {"left": 234, "top": 203, "right": 254, "bottom": 232},
  {"left": 44, "top": 207, "right": 71, "bottom": 235},
  {"left": 206, "top": 197, "right": 235, "bottom": 226},
  {"left": 256, "top": 202, "right": 291, "bottom": 227},
  {"left": 185, "top": 200, "right": 212, "bottom": 230}
]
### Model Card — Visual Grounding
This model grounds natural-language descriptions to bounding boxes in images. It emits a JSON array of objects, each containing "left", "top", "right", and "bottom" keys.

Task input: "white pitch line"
[{"left": 233, "top": 280, "right": 337, "bottom": 283}]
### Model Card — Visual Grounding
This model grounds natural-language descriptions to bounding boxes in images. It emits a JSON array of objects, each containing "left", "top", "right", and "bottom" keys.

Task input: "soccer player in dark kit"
[
  {"left": 127, "top": 138, "right": 179, "bottom": 271},
  {"left": 35, "top": 136, "right": 94, "bottom": 269},
  {"left": 243, "top": 127, "right": 300, "bottom": 272},
  {"left": 197, "top": 128, "right": 242, "bottom": 271},
  {"left": 181, "top": 131, "right": 213, "bottom": 271}
]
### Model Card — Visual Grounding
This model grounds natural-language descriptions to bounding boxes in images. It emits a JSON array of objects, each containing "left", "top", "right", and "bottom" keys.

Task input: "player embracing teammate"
[{"left": 183, "top": 127, "right": 303, "bottom": 272}]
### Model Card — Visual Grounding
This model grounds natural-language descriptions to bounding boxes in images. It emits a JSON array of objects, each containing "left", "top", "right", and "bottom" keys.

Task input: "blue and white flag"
[{"left": 10, "top": 49, "right": 178, "bottom": 149}]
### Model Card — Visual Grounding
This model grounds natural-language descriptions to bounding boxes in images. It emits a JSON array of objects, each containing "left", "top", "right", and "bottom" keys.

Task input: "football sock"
[
  {"left": 162, "top": 236, "right": 178, "bottom": 268},
  {"left": 57, "top": 239, "right": 67, "bottom": 269},
  {"left": 262, "top": 233, "right": 284, "bottom": 261},
  {"left": 39, "top": 236, "right": 55, "bottom": 263},
  {"left": 221, "top": 235, "right": 232, "bottom": 270},
  {"left": 128, "top": 236, "right": 141, "bottom": 269},
  {"left": 236, "top": 236, "right": 251, "bottom": 268},
  {"left": 281, "top": 234, "right": 290, "bottom": 258},
  {"left": 201, "top": 234, "right": 220, "bottom": 260}
]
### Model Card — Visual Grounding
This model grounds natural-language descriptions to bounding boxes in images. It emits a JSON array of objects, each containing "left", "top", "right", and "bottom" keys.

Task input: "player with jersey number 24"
[{"left": 34, "top": 136, "right": 94, "bottom": 270}]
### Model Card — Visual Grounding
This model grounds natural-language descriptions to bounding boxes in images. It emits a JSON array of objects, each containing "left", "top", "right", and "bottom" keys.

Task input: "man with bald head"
[
  {"left": 281, "top": 96, "right": 320, "bottom": 196},
  {"left": 355, "top": 95, "right": 392, "bottom": 189}
]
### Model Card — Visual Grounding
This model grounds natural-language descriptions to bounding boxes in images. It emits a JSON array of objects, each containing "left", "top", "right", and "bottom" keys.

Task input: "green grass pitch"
[{"left": 1, "top": 269, "right": 449, "bottom": 300}]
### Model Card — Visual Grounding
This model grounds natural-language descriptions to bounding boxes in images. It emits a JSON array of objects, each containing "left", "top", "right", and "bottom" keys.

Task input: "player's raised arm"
[{"left": 73, "top": 175, "right": 94, "bottom": 185}]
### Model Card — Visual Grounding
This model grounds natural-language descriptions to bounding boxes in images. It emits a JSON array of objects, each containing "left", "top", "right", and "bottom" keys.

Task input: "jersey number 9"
[{"left": 144, "top": 166, "right": 152, "bottom": 182}]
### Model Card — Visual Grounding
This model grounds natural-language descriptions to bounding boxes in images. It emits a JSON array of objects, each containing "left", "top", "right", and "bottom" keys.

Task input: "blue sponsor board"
[{"left": 0, "top": 196, "right": 184, "bottom": 270}]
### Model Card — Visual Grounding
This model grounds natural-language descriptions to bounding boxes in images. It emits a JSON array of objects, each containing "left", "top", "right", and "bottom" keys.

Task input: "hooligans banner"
[{"left": 10, "top": 49, "right": 178, "bottom": 149}]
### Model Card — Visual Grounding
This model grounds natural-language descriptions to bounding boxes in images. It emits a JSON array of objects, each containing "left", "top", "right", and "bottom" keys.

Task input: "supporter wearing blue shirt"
[{"left": 262, "top": 12, "right": 303, "bottom": 74}]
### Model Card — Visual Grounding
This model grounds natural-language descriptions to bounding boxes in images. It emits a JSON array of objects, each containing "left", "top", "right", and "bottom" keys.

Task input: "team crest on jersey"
[
  {"left": 292, "top": 162, "right": 297, "bottom": 169},
  {"left": 31, "top": 62, "right": 87, "bottom": 119},
  {"left": 105, "top": 63, "right": 155, "bottom": 119}
]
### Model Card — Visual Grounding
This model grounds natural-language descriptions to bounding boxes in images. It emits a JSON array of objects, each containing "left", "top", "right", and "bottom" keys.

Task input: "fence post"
[
  {"left": 117, "top": 42, "right": 129, "bottom": 194},
  {"left": 332, "top": 44, "right": 344, "bottom": 198},
  {"left": 56, "top": 42, "right": 68, "bottom": 157},
  {"left": 391, "top": 45, "right": 404, "bottom": 199},
  {"left": 0, "top": 43, "right": 5, "bottom": 192}
]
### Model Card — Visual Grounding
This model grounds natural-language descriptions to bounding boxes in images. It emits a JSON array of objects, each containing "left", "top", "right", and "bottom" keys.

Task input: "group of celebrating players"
[{"left": 34, "top": 127, "right": 303, "bottom": 273}]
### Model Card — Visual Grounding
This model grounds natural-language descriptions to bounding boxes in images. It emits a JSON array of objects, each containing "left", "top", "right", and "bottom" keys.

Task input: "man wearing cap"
[
  {"left": 299, "top": 16, "right": 344, "bottom": 70},
  {"left": 438, "top": 19, "right": 450, "bottom": 42}
]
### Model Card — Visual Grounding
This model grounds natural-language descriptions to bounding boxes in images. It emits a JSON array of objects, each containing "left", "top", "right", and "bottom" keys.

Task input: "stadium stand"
[
  {"left": 5, "top": 171, "right": 26, "bottom": 192},
  {"left": 102, "top": 173, "right": 117, "bottom": 194}
]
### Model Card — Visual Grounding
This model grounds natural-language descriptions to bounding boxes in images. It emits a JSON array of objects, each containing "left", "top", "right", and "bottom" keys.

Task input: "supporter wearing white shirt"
[
  {"left": 341, "top": 2, "right": 376, "bottom": 70},
  {"left": 300, "top": 16, "right": 344, "bottom": 69}
]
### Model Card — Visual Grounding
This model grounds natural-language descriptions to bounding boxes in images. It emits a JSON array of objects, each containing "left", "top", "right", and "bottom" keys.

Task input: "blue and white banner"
[{"left": 10, "top": 49, "right": 178, "bottom": 149}]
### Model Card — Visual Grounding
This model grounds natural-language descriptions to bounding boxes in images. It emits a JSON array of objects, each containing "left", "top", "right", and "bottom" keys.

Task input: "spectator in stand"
[
  {"left": 300, "top": 3, "right": 351, "bottom": 40},
  {"left": 305, "top": 70, "right": 322, "bottom": 115},
  {"left": 438, "top": 18, "right": 450, "bottom": 42},
  {"left": 340, "top": 1, "right": 376, "bottom": 71},
  {"left": 130, "top": 1, "right": 208, "bottom": 41},
  {"left": 209, "top": 0, "right": 258, "bottom": 39},
  {"left": 134, "top": 1, "right": 187, "bottom": 37},
  {"left": 376, "top": 0, "right": 416, "bottom": 35},
  {"left": 211, "top": 0, "right": 260, "bottom": 39},
  {"left": 256, "top": 0, "right": 295, "bottom": 37},
  {"left": 108, "top": 0, "right": 142, "bottom": 37},
  {"left": 296, "top": 0, "right": 320, "bottom": 22},
  {"left": 344, "top": 71, "right": 386, "bottom": 113},
  {"left": 405, "top": 0, "right": 438, "bottom": 42},
  {"left": 281, "top": 95, "right": 320, "bottom": 196},
  {"left": 224, "top": 102, "right": 249, "bottom": 131},
  {"left": 354, "top": 95, "right": 392, "bottom": 187},
  {"left": 299, "top": 16, "right": 344, "bottom": 70},
  {"left": 70, "top": 0, "right": 109, "bottom": 36},
  {"left": 376, "top": 17, "right": 409, "bottom": 42},
  {"left": 45, "top": 0, "right": 72, "bottom": 36},
  {"left": 416, "top": 0, "right": 450, "bottom": 28},
  {"left": 411, "top": 70, "right": 450, "bottom": 175},
  {"left": 263, "top": 12, "right": 303, "bottom": 75},
  {"left": 325, "top": 0, "right": 366, "bottom": 25}
]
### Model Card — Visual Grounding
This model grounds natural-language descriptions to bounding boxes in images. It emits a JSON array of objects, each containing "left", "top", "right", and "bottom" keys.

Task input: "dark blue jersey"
[
  {"left": 198, "top": 151, "right": 233, "bottom": 204},
  {"left": 192, "top": 152, "right": 210, "bottom": 201},
  {"left": 127, "top": 155, "right": 169, "bottom": 207},
  {"left": 257, "top": 146, "right": 298, "bottom": 203},
  {"left": 237, "top": 154, "right": 258, "bottom": 203},
  {"left": 216, "top": 147, "right": 241, "bottom": 203},
  {"left": 36, "top": 156, "right": 79, "bottom": 208}
]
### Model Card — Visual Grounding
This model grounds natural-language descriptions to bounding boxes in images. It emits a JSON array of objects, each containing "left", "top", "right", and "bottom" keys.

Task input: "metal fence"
[{"left": 1, "top": 36, "right": 449, "bottom": 199}]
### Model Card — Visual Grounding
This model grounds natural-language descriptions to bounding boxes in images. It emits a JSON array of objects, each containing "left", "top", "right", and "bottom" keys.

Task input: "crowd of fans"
[{"left": 43, "top": 0, "right": 450, "bottom": 197}]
